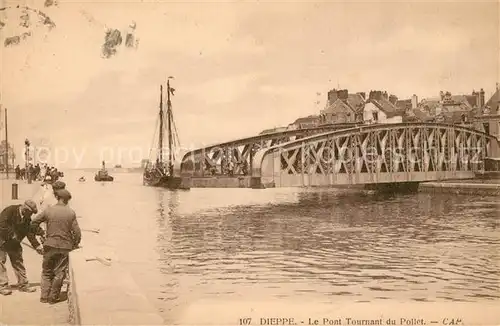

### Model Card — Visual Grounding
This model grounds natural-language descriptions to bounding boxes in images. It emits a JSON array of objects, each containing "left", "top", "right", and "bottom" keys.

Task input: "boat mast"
[
  {"left": 158, "top": 84, "right": 164, "bottom": 165},
  {"left": 166, "top": 79, "right": 173, "bottom": 173}
]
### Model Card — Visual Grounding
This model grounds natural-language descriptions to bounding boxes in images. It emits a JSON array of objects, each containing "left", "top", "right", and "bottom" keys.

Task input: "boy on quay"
[
  {"left": 0, "top": 200, "right": 44, "bottom": 296},
  {"left": 31, "top": 189, "right": 81, "bottom": 304}
]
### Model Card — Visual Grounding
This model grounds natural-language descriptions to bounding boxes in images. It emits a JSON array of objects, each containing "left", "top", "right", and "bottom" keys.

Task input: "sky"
[{"left": 0, "top": 0, "right": 499, "bottom": 168}]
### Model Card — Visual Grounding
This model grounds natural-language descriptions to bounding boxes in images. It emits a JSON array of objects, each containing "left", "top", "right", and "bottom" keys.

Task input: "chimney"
[
  {"left": 337, "top": 89, "right": 348, "bottom": 101},
  {"left": 475, "top": 91, "right": 480, "bottom": 108},
  {"left": 327, "top": 89, "right": 338, "bottom": 106},
  {"left": 479, "top": 88, "right": 485, "bottom": 108},
  {"left": 388, "top": 94, "right": 398, "bottom": 105},
  {"left": 439, "top": 91, "right": 445, "bottom": 101},
  {"left": 411, "top": 94, "right": 418, "bottom": 109}
]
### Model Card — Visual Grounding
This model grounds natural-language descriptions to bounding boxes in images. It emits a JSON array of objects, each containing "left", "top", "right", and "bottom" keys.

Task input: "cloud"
[{"left": 1, "top": 1, "right": 498, "bottom": 168}]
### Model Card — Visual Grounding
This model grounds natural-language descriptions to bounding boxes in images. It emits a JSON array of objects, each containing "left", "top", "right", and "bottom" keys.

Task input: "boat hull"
[
  {"left": 95, "top": 175, "right": 114, "bottom": 182},
  {"left": 143, "top": 175, "right": 189, "bottom": 190}
]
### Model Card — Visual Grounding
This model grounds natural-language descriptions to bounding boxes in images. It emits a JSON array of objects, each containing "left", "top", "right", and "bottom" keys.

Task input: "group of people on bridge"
[
  {"left": 205, "top": 159, "right": 249, "bottom": 176},
  {"left": 15, "top": 164, "right": 62, "bottom": 182}
]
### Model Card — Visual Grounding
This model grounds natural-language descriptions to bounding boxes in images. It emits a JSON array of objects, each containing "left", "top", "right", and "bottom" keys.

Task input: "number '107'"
[{"left": 239, "top": 318, "right": 252, "bottom": 325}]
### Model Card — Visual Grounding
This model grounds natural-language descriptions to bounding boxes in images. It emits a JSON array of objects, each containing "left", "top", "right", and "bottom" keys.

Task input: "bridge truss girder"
[
  {"left": 179, "top": 123, "right": 359, "bottom": 177},
  {"left": 252, "top": 123, "right": 498, "bottom": 188}
]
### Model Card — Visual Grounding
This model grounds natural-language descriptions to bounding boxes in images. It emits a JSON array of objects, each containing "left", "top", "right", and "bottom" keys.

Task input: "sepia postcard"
[{"left": 0, "top": 0, "right": 499, "bottom": 325}]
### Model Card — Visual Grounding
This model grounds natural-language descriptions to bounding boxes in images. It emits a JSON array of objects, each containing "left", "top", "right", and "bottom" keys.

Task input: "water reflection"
[
  {"left": 154, "top": 188, "right": 499, "bottom": 320},
  {"left": 62, "top": 171, "right": 500, "bottom": 322},
  {"left": 155, "top": 190, "right": 181, "bottom": 315}
]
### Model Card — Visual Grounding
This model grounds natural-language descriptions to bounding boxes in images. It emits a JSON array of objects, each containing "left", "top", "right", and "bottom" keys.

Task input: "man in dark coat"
[
  {"left": 15, "top": 165, "right": 21, "bottom": 180},
  {"left": 0, "top": 200, "right": 44, "bottom": 295},
  {"left": 31, "top": 189, "right": 81, "bottom": 304}
]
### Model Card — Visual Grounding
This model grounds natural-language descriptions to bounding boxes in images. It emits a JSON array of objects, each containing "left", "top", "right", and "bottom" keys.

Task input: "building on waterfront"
[
  {"left": 319, "top": 89, "right": 364, "bottom": 124},
  {"left": 395, "top": 98, "right": 412, "bottom": 111},
  {"left": 472, "top": 85, "right": 500, "bottom": 140},
  {"left": 484, "top": 85, "right": 499, "bottom": 113},
  {"left": 363, "top": 90, "right": 406, "bottom": 124},
  {"left": 417, "top": 90, "right": 480, "bottom": 125},
  {"left": 473, "top": 114, "right": 500, "bottom": 140},
  {"left": 287, "top": 115, "right": 320, "bottom": 130}
]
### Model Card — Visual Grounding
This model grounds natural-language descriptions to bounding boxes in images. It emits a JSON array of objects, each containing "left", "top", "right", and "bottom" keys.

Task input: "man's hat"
[
  {"left": 23, "top": 200, "right": 38, "bottom": 214},
  {"left": 55, "top": 189, "right": 72, "bottom": 201},
  {"left": 52, "top": 181, "right": 66, "bottom": 190}
]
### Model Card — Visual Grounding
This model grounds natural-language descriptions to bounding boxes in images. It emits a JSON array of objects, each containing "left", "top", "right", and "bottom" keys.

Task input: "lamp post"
[{"left": 25, "top": 138, "right": 31, "bottom": 183}]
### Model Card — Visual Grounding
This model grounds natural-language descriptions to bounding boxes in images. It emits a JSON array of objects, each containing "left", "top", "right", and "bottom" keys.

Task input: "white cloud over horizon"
[{"left": 0, "top": 0, "right": 498, "bottom": 168}]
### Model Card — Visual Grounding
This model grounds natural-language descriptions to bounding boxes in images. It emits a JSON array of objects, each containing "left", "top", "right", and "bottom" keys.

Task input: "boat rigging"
[{"left": 143, "top": 77, "right": 186, "bottom": 189}]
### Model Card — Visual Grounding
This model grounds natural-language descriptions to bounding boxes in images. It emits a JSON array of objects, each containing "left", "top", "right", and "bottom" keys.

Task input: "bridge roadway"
[{"left": 175, "top": 122, "right": 500, "bottom": 189}]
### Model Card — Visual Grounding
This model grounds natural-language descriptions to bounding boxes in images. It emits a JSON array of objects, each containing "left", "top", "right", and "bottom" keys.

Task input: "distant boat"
[
  {"left": 78, "top": 176, "right": 86, "bottom": 182},
  {"left": 143, "top": 78, "right": 187, "bottom": 189},
  {"left": 114, "top": 164, "right": 122, "bottom": 168},
  {"left": 95, "top": 161, "right": 114, "bottom": 182}
]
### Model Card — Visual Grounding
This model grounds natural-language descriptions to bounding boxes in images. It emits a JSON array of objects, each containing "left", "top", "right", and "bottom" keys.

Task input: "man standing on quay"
[
  {"left": 31, "top": 189, "right": 81, "bottom": 304},
  {"left": 0, "top": 200, "right": 44, "bottom": 296}
]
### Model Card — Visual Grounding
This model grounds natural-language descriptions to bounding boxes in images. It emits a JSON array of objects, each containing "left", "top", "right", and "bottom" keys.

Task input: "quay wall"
[
  {"left": 190, "top": 176, "right": 252, "bottom": 188},
  {"left": 1, "top": 179, "right": 163, "bottom": 325},
  {"left": 67, "top": 217, "right": 164, "bottom": 325},
  {"left": 419, "top": 181, "right": 500, "bottom": 196},
  {"left": 68, "top": 248, "right": 164, "bottom": 325}
]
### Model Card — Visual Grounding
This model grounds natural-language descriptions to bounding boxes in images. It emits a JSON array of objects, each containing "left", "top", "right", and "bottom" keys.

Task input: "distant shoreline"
[
  {"left": 67, "top": 167, "right": 144, "bottom": 173},
  {"left": 0, "top": 167, "right": 144, "bottom": 177}
]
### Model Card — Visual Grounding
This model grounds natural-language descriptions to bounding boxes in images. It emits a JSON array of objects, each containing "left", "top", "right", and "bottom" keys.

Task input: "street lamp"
[{"left": 24, "top": 139, "right": 31, "bottom": 182}]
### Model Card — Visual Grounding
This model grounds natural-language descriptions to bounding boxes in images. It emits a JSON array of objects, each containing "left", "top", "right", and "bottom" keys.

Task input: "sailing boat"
[{"left": 143, "top": 78, "right": 186, "bottom": 189}]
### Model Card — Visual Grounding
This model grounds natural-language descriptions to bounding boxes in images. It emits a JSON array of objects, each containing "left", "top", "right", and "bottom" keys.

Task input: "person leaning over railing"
[{"left": 31, "top": 189, "right": 81, "bottom": 304}]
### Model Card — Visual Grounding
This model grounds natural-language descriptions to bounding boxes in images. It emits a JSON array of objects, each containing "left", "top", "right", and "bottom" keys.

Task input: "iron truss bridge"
[
  {"left": 178, "top": 123, "right": 361, "bottom": 177},
  {"left": 175, "top": 123, "right": 499, "bottom": 188},
  {"left": 251, "top": 123, "right": 499, "bottom": 188}
]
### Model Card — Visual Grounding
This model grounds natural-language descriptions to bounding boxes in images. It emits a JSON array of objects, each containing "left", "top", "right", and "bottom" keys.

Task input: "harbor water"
[{"left": 42, "top": 171, "right": 500, "bottom": 322}]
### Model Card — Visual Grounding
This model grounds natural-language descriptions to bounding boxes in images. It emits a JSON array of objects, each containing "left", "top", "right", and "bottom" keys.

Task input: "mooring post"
[{"left": 12, "top": 182, "right": 18, "bottom": 200}]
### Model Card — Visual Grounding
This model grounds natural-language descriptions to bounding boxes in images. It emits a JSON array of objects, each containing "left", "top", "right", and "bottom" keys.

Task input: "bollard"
[{"left": 12, "top": 183, "right": 18, "bottom": 200}]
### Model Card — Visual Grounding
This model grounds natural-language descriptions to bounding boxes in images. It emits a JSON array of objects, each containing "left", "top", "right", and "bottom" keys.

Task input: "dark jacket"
[
  {"left": 31, "top": 203, "right": 81, "bottom": 250},
  {"left": 0, "top": 204, "right": 43, "bottom": 250}
]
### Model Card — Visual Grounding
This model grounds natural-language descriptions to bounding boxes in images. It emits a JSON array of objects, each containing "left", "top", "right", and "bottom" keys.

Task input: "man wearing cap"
[
  {"left": 37, "top": 180, "right": 66, "bottom": 214},
  {"left": 0, "top": 200, "right": 44, "bottom": 295},
  {"left": 31, "top": 189, "right": 81, "bottom": 304}
]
